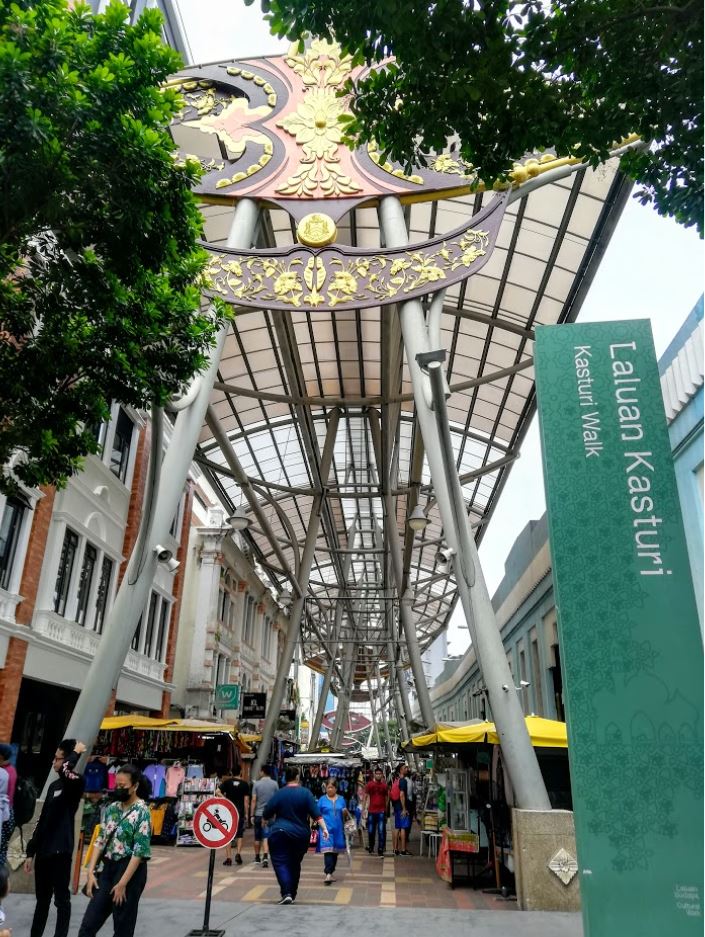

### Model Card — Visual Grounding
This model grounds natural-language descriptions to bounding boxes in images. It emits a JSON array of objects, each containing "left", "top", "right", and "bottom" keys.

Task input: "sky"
[{"left": 176, "top": 0, "right": 704, "bottom": 654}]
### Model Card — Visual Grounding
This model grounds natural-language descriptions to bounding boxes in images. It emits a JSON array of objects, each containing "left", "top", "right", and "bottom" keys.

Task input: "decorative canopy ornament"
[{"left": 170, "top": 39, "right": 506, "bottom": 220}]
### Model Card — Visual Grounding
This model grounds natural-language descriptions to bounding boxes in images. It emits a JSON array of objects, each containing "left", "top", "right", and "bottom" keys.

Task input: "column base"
[{"left": 512, "top": 808, "right": 581, "bottom": 911}]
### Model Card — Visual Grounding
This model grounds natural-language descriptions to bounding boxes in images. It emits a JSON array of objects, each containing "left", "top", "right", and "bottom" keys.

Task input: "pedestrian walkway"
[
  {"left": 6, "top": 895, "right": 583, "bottom": 937},
  {"left": 5, "top": 839, "right": 584, "bottom": 935},
  {"left": 143, "top": 842, "right": 510, "bottom": 909}
]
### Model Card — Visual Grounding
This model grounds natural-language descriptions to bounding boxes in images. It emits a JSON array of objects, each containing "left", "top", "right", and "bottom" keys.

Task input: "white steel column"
[
  {"left": 251, "top": 409, "right": 342, "bottom": 777},
  {"left": 379, "top": 195, "right": 551, "bottom": 811},
  {"left": 309, "top": 524, "right": 356, "bottom": 749},
  {"left": 59, "top": 199, "right": 259, "bottom": 769}
]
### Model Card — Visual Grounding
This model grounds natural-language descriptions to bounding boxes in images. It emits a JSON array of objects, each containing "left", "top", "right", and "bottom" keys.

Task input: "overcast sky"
[{"left": 176, "top": 0, "right": 704, "bottom": 652}]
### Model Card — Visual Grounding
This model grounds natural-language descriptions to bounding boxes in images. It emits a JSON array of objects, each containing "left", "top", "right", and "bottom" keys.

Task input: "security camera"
[
  {"left": 154, "top": 544, "right": 173, "bottom": 563},
  {"left": 519, "top": 680, "right": 531, "bottom": 688},
  {"left": 436, "top": 544, "right": 455, "bottom": 567},
  {"left": 165, "top": 556, "right": 180, "bottom": 573}
]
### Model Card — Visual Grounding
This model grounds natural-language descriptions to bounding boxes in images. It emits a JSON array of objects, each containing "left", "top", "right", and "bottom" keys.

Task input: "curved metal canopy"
[{"left": 172, "top": 44, "right": 630, "bottom": 693}]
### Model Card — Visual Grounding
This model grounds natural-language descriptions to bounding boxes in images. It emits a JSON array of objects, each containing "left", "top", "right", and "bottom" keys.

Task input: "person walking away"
[
  {"left": 262, "top": 765, "right": 329, "bottom": 904},
  {"left": 78, "top": 765, "right": 151, "bottom": 937},
  {"left": 390, "top": 765, "right": 411, "bottom": 856},
  {"left": 406, "top": 770, "right": 416, "bottom": 844},
  {"left": 0, "top": 747, "right": 17, "bottom": 868},
  {"left": 217, "top": 769, "right": 250, "bottom": 867},
  {"left": 250, "top": 765, "right": 278, "bottom": 868},
  {"left": 23, "top": 739, "right": 86, "bottom": 937},
  {"left": 317, "top": 780, "right": 350, "bottom": 884},
  {"left": 363, "top": 767, "right": 388, "bottom": 857}
]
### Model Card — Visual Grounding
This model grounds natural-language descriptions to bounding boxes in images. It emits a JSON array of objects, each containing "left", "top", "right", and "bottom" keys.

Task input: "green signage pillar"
[{"left": 535, "top": 320, "right": 703, "bottom": 935}]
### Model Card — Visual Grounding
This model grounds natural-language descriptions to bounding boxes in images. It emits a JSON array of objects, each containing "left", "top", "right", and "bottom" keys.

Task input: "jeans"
[
  {"left": 77, "top": 858, "right": 147, "bottom": 937},
  {"left": 267, "top": 830, "right": 309, "bottom": 899},
  {"left": 0, "top": 810, "right": 14, "bottom": 867},
  {"left": 30, "top": 853, "right": 72, "bottom": 937},
  {"left": 367, "top": 812, "right": 386, "bottom": 853},
  {"left": 323, "top": 852, "right": 338, "bottom": 875}
]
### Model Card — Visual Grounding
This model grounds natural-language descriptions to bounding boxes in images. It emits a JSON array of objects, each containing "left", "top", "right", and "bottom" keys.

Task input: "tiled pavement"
[{"left": 143, "top": 837, "right": 516, "bottom": 910}]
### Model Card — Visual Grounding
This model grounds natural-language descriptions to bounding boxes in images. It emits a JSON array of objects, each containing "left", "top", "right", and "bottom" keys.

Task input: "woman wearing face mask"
[{"left": 78, "top": 765, "right": 151, "bottom": 937}]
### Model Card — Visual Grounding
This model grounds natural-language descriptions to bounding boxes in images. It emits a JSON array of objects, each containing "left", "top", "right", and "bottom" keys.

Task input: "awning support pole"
[
  {"left": 251, "top": 408, "right": 341, "bottom": 777},
  {"left": 378, "top": 195, "right": 551, "bottom": 812}
]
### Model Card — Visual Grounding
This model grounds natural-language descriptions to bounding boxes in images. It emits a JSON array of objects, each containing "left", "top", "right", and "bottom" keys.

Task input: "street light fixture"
[
  {"left": 407, "top": 504, "right": 428, "bottom": 533},
  {"left": 227, "top": 506, "right": 250, "bottom": 531}
]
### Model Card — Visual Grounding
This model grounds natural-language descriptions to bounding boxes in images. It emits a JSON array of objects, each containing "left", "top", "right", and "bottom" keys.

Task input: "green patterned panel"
[{"left": 535, "top": 320, "right": 703, "bottom": 936}]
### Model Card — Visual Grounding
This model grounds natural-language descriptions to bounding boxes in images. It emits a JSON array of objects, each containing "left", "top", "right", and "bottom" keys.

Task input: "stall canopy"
[
  {"left": 99, "top": 716, "right": 253, "bottom": 753},
  {"left": 406, "top": 716, "right": 567, "bottom": 750}
]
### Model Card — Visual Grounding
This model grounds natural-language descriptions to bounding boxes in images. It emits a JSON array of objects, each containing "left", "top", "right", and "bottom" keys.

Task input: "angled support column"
[
  {"left": 379, "top": 196, "right": 551, "bottom": 811},
  {"left": 331, "top": 625, "right": 356, "bottom": 749},
  {"left": 59, "top": 200, "right": 259, "bottom": 777},
  {"left": 251, "top": 408, "right": 341, "bottom": 777},
  {"left": 309, "top": 523, "right": 357, "bottom": 749},
  {"left": 368, "top": 410, "right": 435, "bottom": 728},
  {"left": 375, "top": 662, "right": 395, "bottom": 762}
]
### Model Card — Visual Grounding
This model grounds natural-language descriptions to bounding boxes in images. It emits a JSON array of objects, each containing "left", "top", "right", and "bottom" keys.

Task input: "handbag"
[{"left": 309, "top": 826, "right": 319, "bottom": 847}]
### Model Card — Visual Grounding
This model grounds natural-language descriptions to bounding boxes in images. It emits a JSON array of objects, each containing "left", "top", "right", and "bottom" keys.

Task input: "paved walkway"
[{"left": 4, "top": 838, "right": 584, "bottom": 935}]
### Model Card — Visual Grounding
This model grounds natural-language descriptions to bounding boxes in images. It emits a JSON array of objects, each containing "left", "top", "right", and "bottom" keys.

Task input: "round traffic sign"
[{"left": 193, "top": 797, "right": 239, "bottom": 849}]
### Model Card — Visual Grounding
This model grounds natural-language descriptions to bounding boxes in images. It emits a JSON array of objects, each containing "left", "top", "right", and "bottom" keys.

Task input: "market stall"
[
  {"left": 89, "top": 716, "right": 253, "bottom": 846},
  {"left": 404, "top": 716, "right": 570, "bottom": 889}
]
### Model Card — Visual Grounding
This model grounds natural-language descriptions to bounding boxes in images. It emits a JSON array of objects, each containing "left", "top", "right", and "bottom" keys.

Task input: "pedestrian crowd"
[{"left": 0, "top": 735, "right": 424, "bottom": 928}]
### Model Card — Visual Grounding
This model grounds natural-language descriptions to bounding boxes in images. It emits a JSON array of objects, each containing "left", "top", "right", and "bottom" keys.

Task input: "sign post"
[
  {"left": 186, "top": 797, "right": 239, "bottom": 937},
  {"left": 535, "top": 320, "right": 703, "bottom": 936}
]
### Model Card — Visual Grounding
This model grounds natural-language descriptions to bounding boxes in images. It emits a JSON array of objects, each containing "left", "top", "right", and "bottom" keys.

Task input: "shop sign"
[
  {"left": 214, "top": 684, "right": 240, "bottom": 710},
  {"left": 241, "top": 692, "right": 267, "bottom": 719},
  {"left": 535, "top": 321, "right": 703, "bottom": 937}
]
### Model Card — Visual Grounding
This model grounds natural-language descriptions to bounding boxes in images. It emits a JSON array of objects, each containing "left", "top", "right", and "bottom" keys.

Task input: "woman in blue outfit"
[
  {"left": 317, "top": 779, "right": 351, "bottom": 884},
  {"left": 262, "top": 766, "right": 329, "bottom": 904}
]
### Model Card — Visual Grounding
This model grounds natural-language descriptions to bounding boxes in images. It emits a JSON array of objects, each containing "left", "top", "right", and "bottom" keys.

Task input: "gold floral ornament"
[
  {"left": 204, "top": 225, "right": 491, "bottom": 312},
  {"left": 175, "top": 74, "right": 276, "bottom": 191},
  {"left": 276, "top": 41, "right": 362, "bottom": 198}
]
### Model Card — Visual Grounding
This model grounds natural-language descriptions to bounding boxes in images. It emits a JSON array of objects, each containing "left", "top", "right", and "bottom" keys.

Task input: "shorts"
[
  {"left": 254, "top": 816, "right": 269, "bottom": 842},
  {"left": 393, "top": 804, "right": 411, "bottom": 830},
  {"left": 235, "top": 814, "right": 246, "bottom": 839}
]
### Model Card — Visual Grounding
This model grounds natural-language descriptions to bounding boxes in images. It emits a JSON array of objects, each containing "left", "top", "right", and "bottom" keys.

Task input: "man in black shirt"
[
  {"left": 24, "top": 738, "right": 86, "bottom": 937},
  {"left": 218, "top": 769, "right": 250, "bottom": 866}
]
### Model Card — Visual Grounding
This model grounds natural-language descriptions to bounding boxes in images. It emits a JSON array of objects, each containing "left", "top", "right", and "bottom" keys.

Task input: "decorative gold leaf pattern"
[{"left": 205, "top": 228, "right": 490, "bottom": 311}]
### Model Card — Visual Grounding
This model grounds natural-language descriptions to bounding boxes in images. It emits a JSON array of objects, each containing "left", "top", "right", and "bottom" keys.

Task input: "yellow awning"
[
  {"left": 406, "top": 716, "right": 567, "bottom": 749},
  {"left": 158, "top": 719, "right": 236, "bottom": 736},
  {"left": 100, "top": 716, "right": 174, "bottom": 731}
]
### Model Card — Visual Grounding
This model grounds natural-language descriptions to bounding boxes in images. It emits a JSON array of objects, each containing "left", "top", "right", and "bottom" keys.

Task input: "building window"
[
  {"left": 131, "top": 613, "right": 143, "bottom": 651},
  {"left": 109, "top": 408, "right": 134, "bottom": 482},
  {"left": 243, "top": 596, "right": 255, "bottom": 646},
  {"left": 530, "top": 628, "right": 544, "bottom": 716},
  {"left": 261, "top": 617, "right": 271, "bottom": 659},
  {"left": 94, "top": 556, "right": 113, "bottom": 634},
  {"left": 0, "top": 497, "right": 26, "bottom": 591},
  {"left": 155, "top": 598, "right": 171, "bottom": 662},
  {"left": 75, "top": 544, "right": 97, "bottom": 626},
  {"left": 143, "top": 592, "right": 159, "bottom": 657},
  {"left": 54, "top": 528, "right": 79, "bottom": 615}
]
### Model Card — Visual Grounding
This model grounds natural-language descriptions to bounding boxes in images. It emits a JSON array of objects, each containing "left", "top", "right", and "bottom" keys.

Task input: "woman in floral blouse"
[{"left": 78, "top": 765, "right": 151, "bottom": 937}]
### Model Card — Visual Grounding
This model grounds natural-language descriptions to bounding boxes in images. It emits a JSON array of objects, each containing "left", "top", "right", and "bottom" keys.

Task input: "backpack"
[
  {"left": 13, "top": 776, "right": 38, "bottom": 828},
  {"left": 390, "top": 778, "right": 401, "bottom": 802}
]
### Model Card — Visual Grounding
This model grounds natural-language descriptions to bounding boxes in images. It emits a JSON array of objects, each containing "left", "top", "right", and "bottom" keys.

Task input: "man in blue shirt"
[{"left": 262, "top": 765, "right": 329, "bottom": 904}]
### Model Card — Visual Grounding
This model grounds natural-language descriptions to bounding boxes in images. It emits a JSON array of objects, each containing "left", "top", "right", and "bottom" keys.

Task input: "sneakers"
[
  {"left": 262, "top": 857, "right": 269, "bottom": 868},
  {"left": 365, "top": 846, "right": 373, "bottom": 854},
  {"left": 400, "top": 850, "right": 412, "bottom": 856},
  {"left": 377, "top": 851, "right": 384, "bottom": 857},
  {"left": 223, "top": 858, "right": 232, "bottom": 867},
  {"left": 254, "top": 855, "right": 261, "bottom": 864},
  {"left": 278, "top": 895, "right": 294, "bottom": 904},
  {"left": 235, "top": 854, "right": 243, "bottom": 865},
  {"left": 393, "top": 849, "right": 400, "bottom": 856},
  {"left": 324, "top": 873, "right": 333, "bottom": 885}
]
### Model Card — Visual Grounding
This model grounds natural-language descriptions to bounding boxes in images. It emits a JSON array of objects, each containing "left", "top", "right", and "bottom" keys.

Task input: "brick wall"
[
  {"left": 0, "top": 637, "right": 28, "bottom": 739},
  {"left": 15, "top": 486, "right": 56, "bottom": 626}
]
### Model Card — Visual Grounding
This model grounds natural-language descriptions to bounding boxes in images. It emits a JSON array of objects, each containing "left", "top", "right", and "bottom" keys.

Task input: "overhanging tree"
[
  {"left": 255, "top": 0, "right": 703, "bottom": 235},
  {"left": 0, "top": 0, "right": 228, "bottom": 495}
]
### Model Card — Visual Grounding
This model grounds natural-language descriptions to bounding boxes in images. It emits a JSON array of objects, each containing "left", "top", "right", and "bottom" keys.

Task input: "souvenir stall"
[
  {"left": 90, "top": 716, "right": 252, "bottom": 846},
  {"left": 405, "top": 716, "right": 569, "bottom": 890}
]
